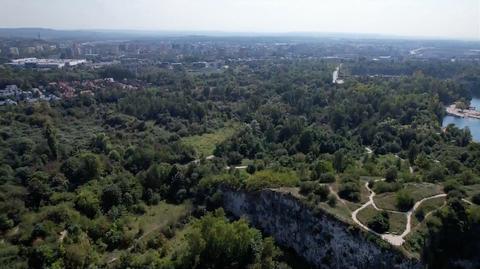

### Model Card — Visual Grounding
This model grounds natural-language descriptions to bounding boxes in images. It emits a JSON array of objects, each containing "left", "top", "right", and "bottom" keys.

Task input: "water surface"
[{"left": 442, "top": 97, "right": 480, "bottom": 142}]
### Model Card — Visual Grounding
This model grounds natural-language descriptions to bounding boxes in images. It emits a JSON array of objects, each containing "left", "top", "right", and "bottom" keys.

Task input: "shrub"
[
  {"left": 314, "top": 185, "right": 330, "bottom": 201},
  {"left": 318, "top": 172, "right": 336, "bottom": 183},
  {"left": 310, "top": 160, "right": 334, "bottom": 180},
  {"left": 327, "top": 194, "right": 337, "bottom": 207},
  {"left": 368, "top": 211, "right": 389, "bottom": 233},
  {"left": 246, "top": 164, "right": 256, "bottom": 174},
  {"left": 61, "top": 153, "right": 102, "bottom": 185},
  {"left": 0, "top": 214, "right": 14, "bottom": 231},
  {"left": 396, "top": 190, "right": 414, "bottom": 211},
  {"left": 472, "top": 193, "right": 480, "bottom": 205},
  {"left": 385, "top": 167, "right": 398, "bottom": 182},
  {"left": 443, "top": 179, "right": 464, "bottom": 194},
  {"left": 227, "top": 152, "right": 243, "bottom": 165},
  {"left": 299, "top": 181, "right": 316, "bottom": 195},
  {"left": 75, "top": 190, "right": 100, "bottom": 218},
  {"left": 338, "top": 175, "right": 360, "bottom": 202},
  {"left": 246, "top": 169, "right": 299, "bottom": 191},
  {"left": 177, "top": 209, "right": 282, "bottom": 269},
  {"left": 373, "top": 181, "right": 401, "bottom": 194}
]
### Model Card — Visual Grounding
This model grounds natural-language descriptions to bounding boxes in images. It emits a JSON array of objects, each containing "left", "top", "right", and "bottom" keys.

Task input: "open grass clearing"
[
  {"left": 182, "top": 122, "right": 240, "bottom": 157},
  {"left": 356, "top": 205, "right": 407, "bottom": 235},
  {"left": 102, "top": 201, "right": 192, "bottom": 264},
  {"left": 374, "top": 183, "right": 443, "bottom": 211}
]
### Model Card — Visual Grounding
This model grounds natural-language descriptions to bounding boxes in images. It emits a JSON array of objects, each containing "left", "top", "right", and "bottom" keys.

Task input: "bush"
[
  {"left": 443, "top": 179, "right": 464, "bottom": 194},
  {"left": 246, "top": 164, "right": 256, "bottom": 174},
  {"left": 227, "top": 152, "right": 243, "bottom": 165},
  {"left": 415, "top": 208, "right": 425, "bottom": 221},
  {"left": 75, "top": 190, "right": 100, "bottom": 218},
  {"left": 246, "top": 169, "right": 299, "bottom": 191},
  {"left": 0, "top": 214, "right": 14, "bottom": 231},
  {"left": 385, "top": 167, "right": 398, "bottom": 182},
  {"left": 299, "top": 181, "right": 316, "bottom": 195},
  {"left": 101, "top": 184, "right": 122, "bottom": 211},
  {"left": 311, "top": 160, "right": 334, "bottom": 180},
  {"left": 318, "top": 172, "right": 336, "bottom": 183},
  {"left": 314, "top": 185, "right": 330, "bottom": 201},
  {"left": 373, "top": 181, "right": 401, "bottom": 194},
  {"left": 61, "top": 153, "right": 102, "bottom": 185},
  {"left": 327, "top": 194, "right": 337, "bottom": 207},
  {"left": 177, "top": 209, "right": 282, "bottom": 269},
  {"left": 338, "top": 175, "right": 360, "bottom": 202},
  {"left": 396, "top": 190, "right": 414, "bottom": 211},
  {"left": 472, "top": 193, "right": 480, "bottom": 205},
  {"left": 368, "top": 211, "right": 390, "bottom": 233}
]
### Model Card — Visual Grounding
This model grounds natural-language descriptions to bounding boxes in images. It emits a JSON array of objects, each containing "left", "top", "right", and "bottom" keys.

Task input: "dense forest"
[{"left": 1, "top": 58, "right": 480, "bottom": 269}]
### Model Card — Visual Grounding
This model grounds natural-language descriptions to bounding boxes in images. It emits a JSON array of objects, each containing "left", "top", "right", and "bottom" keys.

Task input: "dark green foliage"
[
  {"left": 144, "top": 163, "right": 172, "bottom": 191},
  {"left": 0, "top": 51, "right": 479, "bottom": 268},
  {"left": 75, "top": 190, "right": 100, "bottom": 218},
  {"left": 314, "top": 184, "right": 330, "bottom": 201},
  {"left": 423, "top": 198, "right": 480, "bottom": 269},
  {"left": 443, "top": 180, "right": 464, "bottom": 195},
  {"left": 373, "top": 181, "right": 401, "bottom": 194},
  {"left": 396, "top": 189, "right": 414, "bottom": 211},
  {"left": 338, "top": 175, "right": 360, "bottom": 202},
  {"left": 44, "top": 123, "right": 58, "bottom": 160},
  {"left": 385, "top": 167, "right": 398, "bottom": 182},
  {"left": 299, "top": 181, "right": 316, "bottom": 195},
  {"left": 310, "top": 160, "right": 334, "bottom": 181},
  {"left": 472, "top": 193, "right": 480, "bottom": 205},
  {"left": 101, "top": 184, "right": 123, "bottom": 211},
  {"left": 246, "top": 164, "right": 256, "bottom": 174},
  {"left": 318, "top": 173, "right": 335, "bottom": 183},
  {"left": 176, "top": 210, "right": 283, "bottom": 269},
  {"left": 297, "top": 130, "right": 313, "bottom": 153},
  {"left": 0, "top": 214, "right": 14, "bottom": 231},
  {"left": 368, "top": 211, "right": 390, "bottom": 233},
  {"left": 327, "top": 194, "right": 337, "bottom": 207},
  {"left": 61, "top": 153, "right": 102, "bottom": 186},
  {"left": 333, "top": 151, "right": 346, "bottom": 173}
]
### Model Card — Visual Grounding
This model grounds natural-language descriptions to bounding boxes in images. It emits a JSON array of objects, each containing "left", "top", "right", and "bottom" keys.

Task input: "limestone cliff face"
[{"left": 222, "top": 189, "right": 423, "bottom": 269}]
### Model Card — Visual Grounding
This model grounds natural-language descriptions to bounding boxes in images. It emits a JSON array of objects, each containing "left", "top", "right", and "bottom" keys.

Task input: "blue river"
[{"left": 442, "top": 97, "right": 480, "bottom": 142}]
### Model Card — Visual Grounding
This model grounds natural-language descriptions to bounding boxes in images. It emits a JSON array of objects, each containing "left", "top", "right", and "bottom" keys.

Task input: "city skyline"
[{"left": 0, "top": 0, "right": 479, "bottom": 41}]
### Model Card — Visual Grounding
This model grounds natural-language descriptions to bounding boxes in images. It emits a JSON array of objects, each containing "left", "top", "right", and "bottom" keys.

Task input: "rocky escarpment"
[{"left": 222, "top": 188, "right": 423, "bottom": 269}]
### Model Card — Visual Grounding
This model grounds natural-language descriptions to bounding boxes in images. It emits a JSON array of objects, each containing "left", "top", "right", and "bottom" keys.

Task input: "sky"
[{"left": 0, "top": 0, "right": 479, "bottom": 40}]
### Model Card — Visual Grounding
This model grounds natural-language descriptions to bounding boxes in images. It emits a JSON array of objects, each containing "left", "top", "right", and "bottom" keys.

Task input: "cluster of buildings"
[
  {"left": 7, "top": 58, "right": 87, "bottom": 69},
  {"left": 0, "top": 85, "right": 61, "bottom": 106},
  {"left": 0, "top": 78, "right": 141, "bottom": 106}
]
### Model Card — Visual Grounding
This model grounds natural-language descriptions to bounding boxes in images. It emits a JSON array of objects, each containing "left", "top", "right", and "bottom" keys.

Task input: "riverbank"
[{"left": 446, "top": 104, "right": 480, "bottom": 119}]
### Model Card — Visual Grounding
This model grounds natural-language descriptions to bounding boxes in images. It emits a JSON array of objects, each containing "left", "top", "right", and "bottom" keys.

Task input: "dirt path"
[
  {"left": 336, "top": 179, "right": 447, "bottom": 246},
  {"left": 328, "top": 185, "right": 347, "bottom": 207},
  {"left": 225, "top": 165, "right": 247, "bottom": 170},
  {"left": 59, "top": 230, "right": 67, "bottom": 242},
  {"left": 191, "top": 155, "right": 215, "bottom": 164},
  {"left": 191, "top": 155, "right": 246, "bottom": 170}
]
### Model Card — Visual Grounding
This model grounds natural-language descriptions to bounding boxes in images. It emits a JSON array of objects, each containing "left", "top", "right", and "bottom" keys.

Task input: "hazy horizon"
[{"left": 1, "top": 0, "right": 479, "bottom": 41}]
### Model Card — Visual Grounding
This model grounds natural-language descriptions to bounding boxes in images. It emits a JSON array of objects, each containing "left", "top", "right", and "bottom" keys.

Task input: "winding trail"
[
  {"left": 225, "top": 165, "right": 248, "bottom": 170},
  {"left": 344, "top": 179, "right": 447, "bottom": 246}
]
